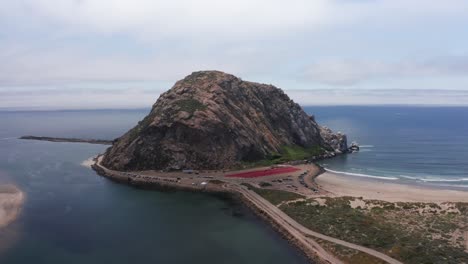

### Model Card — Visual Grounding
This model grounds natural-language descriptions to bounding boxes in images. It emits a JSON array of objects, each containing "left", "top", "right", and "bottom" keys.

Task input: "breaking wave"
[
  {"left": 326, "top": 168, "right": 468, "bottom": 185},
  {"left": 324, "top": 168, "right": 399, "bottom": 180}
]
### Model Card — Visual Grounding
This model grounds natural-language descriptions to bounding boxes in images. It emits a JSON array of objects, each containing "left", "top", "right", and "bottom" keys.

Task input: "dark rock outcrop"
[
  {"left": 102, "top": 71, "right": 347, "bottom": 171},
  {"left": 319, "top": 127, "right": 348, "bottom": 154}
]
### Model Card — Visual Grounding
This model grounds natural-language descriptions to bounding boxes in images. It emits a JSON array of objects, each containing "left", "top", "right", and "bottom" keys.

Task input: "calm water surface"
[{"left": 0, "top": 110, "right": 308, "bottom": 264}]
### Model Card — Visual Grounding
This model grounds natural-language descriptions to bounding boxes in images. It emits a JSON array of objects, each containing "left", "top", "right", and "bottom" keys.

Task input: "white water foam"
[
  {"left": 326, "top": 169, "right": 468, "bottom": 186},
  {"left": 359, "top": 145, "right": 374, "bottom": 148},
  {"left": 400, "top": 175, "right": 468, "bottom": 182},
  {"left": 80, "top": 157, "right": 96, "bottom": 168},
  {"left": 325, "top": 168, "right": 399, "bottom": 180},
  {"left": 429, "top": 184, "right": 468, "bottom": 188},
  {"left": 400, "top": 175, "right": 419, "bottom": 180},
  {"left": 359, "top": 149, "right": 373, "bottom": 152},
  {"left": 420, "top": 178, "right": 468, "bottom": 182}
]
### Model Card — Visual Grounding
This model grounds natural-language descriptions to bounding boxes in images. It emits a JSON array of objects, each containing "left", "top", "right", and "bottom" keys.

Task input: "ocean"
[
  {"left": 0, "top": 106, "right": 466, "bottom": 263},
  {"left": 307, "top": 106, "right": 468, "bottom": 189}
]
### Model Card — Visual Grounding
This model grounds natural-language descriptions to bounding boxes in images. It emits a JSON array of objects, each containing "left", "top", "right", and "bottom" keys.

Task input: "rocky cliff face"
[
  {"left": 102, "top": 71, "right": 347, "bottom": 171},
  {"left": 319, "top": 127, "right": 348, "bottom": 154}
]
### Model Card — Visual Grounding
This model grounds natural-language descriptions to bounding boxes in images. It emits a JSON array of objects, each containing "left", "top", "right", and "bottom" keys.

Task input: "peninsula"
[{"left": 89, "top": 71, "right": 467, "bottom": 264}]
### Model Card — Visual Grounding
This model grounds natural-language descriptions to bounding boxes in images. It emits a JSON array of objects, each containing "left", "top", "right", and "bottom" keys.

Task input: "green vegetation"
[
  {"left": 280, "top": 145, "right": 324, "bottom": 160},
  {"left": 280, "top": 197, "right": 468, "bottom": 264},
  {"left": 241, "top": 183, "right": 304, "bottom": 205},
  {"left": 242, "top": 145, "right": 325, "bottom": 168},
  {"left": 455, "top": 202, "right": 468, "bottom": 214},
  {"left": 315, "top": 238, "right": 386, "bottom": 264},
  {"left": 183, "top": 71, "right": 219, "bottom": 84},
  {"left": 126, "top": 112, "right": 155, "bottom": 142},
  {"left": 174, "top": 99, "right": 207, "bottom": 114}
]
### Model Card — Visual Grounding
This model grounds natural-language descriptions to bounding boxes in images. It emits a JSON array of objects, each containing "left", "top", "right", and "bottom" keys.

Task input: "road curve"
[{"left": 229, "top": 184, "right": 403, "bottom": 264}]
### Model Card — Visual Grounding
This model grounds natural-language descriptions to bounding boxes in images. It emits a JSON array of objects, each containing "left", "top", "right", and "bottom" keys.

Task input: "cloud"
[
  {"left": 0, "top": 45, "right": 275, "bottom": 86},
  {"left": 304, "top": 57, "right": 468, "bottom": 85},
  {"left": 287, "top": 88, "right": 468, "bottom": 106},
  {"left": 3, "top": 0, "right": 467, "bottom": 38},
  {"left": 1, "top": 0, "right": 468, "bottom": 109},
  {"left": 1, "top": 0, "right": 333, "bottom": 37}
]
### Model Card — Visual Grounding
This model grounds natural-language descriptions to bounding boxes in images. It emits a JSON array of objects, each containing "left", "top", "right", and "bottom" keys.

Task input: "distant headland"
[{"left": 19, "top": 136, "right": 113, "bottom": 145}]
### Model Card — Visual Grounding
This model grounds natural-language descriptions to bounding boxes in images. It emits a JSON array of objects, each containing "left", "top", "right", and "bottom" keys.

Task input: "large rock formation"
[
  {"left": 319, "top": 127, "right": 348, "bottom": 154},
  {"left": 102, "top": 71, "right": 347, "bottom": 171}
]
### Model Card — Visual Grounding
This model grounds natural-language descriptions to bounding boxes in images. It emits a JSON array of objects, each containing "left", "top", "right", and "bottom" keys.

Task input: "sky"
[{"left": 1, "top": 0, "right": 468, "bottom": 110}]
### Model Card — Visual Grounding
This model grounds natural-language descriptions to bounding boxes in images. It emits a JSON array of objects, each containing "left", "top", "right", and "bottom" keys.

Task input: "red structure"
[{"left": 226, "top": 167, "right": 300, "bottom": 178}]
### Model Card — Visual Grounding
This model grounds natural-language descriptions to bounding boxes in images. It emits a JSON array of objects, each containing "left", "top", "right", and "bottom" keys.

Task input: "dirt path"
[
  {"left": 229, "top": 184, "right": 403, "bottom": 264},
  {"left": 277, "top": 198, "right": 307, "bottom": 207}
]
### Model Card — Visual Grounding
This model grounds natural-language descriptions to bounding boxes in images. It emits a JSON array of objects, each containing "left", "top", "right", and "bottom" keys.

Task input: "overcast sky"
[{"left": 1, "top": 0, "right": 468, "bottom": 109}]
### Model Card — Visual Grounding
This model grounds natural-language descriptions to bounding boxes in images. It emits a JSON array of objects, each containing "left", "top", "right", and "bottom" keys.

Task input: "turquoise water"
[
  {"left": 305, "top": 106, "right": 468, "bottom": 188},
  {"left": 0, "top": 110, "right": 308, "bottom": 264}
]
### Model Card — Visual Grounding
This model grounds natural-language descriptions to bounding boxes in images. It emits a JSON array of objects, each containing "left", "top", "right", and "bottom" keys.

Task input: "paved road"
[{"left": 230, "top": 184, "right": 404, "bottom": 264}]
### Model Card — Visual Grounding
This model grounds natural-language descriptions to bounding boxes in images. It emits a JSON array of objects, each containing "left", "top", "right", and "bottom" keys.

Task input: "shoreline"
[
  {"left": 91, "top": 156, "right": 406, "bottom": 264},
  {"left": 323, "top": 168, "right": 468, "bottom": 191},
  {"left": 90, "top": 155, "right": 467, "bottom": 263},
  {"left": 316, "top": 171, "right": 468, "bottom": 203},
  {"left": 91, "top": 159, "right": 327, "bottom": 263},
  {"left": 0, "top": 185, "right": 25, "bottom": 229}
]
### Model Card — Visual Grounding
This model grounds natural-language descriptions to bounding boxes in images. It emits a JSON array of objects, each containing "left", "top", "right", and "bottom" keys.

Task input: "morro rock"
[{"left": 102, "top": 71, "right": 346, "bottom": 171}]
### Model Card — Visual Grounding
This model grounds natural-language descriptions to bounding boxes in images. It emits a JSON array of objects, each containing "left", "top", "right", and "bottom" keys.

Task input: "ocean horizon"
[{"left": 3, "top": 105, "right": 466, "bottom": 188}]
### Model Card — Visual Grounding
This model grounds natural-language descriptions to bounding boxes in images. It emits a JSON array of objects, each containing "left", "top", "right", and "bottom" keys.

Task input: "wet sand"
[{"left": 316, "top": 172, "right": 468, "bottom": 203}]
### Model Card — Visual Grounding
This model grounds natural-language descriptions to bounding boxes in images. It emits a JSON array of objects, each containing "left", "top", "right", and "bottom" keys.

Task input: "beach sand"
[
  {"left": 316, "top": 172, "right": 468, "bottom": 203},
  {"left": 0, "top": 185, "right": 24, "bottom": 229}
]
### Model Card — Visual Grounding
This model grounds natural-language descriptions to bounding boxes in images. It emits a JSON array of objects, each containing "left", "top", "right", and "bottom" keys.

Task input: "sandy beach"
[
  {"left": 0, "top": 185, "right": 24, "bottom": 229},
  {"left": 316, "top": 172, "right": 468, "bottom": 203}
]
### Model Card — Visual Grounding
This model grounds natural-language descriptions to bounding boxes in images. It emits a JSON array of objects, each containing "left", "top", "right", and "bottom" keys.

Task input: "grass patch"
[
  {"left": 125, "top": 111, "right": 157, "bottom": 142},
  {"left": 280, "top": 198, "right": 468, "bottom": 264},
  {"left": 315, "top": 238, "right": 387, "bottom": 264},
  {"left": 241, "top": 183, "right": 304, "bottom": 206},
  {"left": 174, "top": 99, "right": 207, "bottom": 115},
  {"left": 455, "top": 202, "right": 468, "bottom": 214},
  {"left": 242, "top": 145, "right": 325, "bottom": 168}
]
